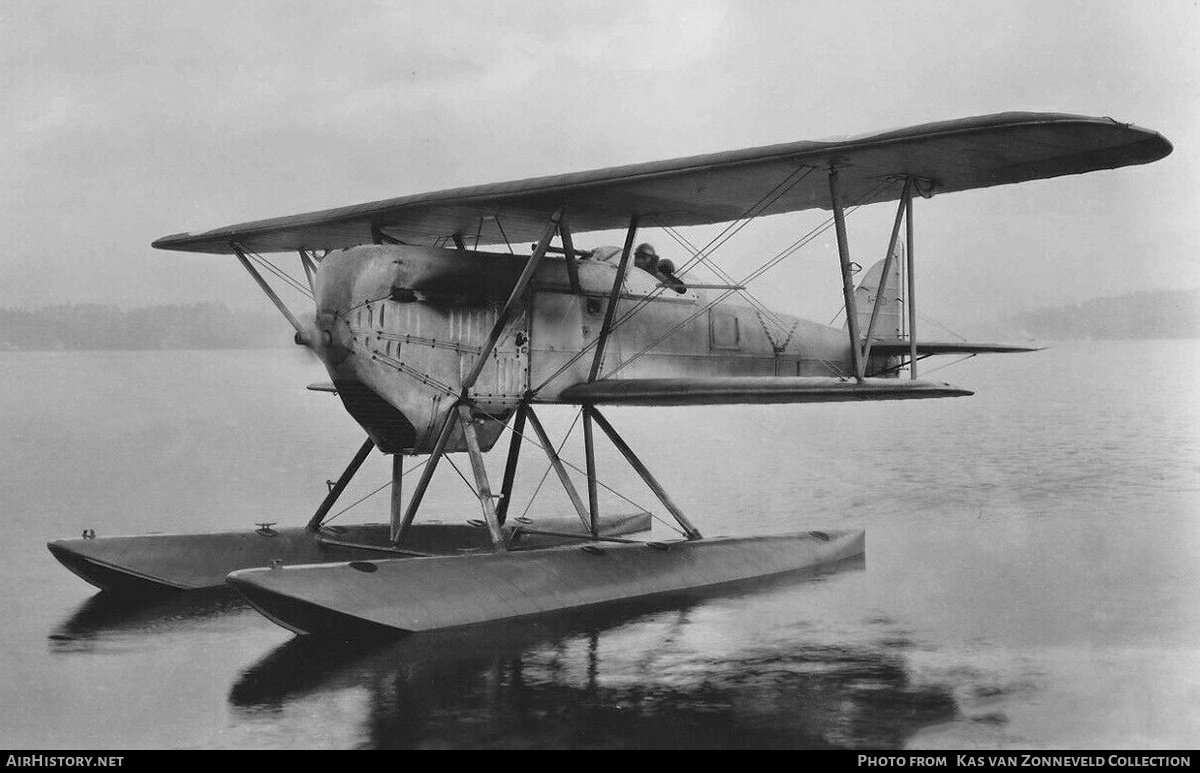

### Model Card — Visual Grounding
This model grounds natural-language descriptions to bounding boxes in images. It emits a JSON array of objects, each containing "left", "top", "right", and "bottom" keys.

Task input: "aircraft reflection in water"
[
  {"left": 229, "top": 558, "right": 955, "bottom": 749},
  {"left": 48, "top": 589, "right": 253, "bottom": 651}
]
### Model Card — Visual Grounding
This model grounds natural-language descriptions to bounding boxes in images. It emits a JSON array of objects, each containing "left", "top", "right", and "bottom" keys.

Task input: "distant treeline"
[
  {"left": 1004, "top": 288, "right": 1200, "bottom": 341},
  {"left": 0, "top": 303, "right": 295, "bottom": 351},
  {"left": 2, "top": 290, "right": 1196, "bottom": 351}
]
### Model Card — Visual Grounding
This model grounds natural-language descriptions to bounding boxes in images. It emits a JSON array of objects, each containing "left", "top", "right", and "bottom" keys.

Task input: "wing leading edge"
[
  {"left": 557, "top": 377, "right": 972, "bottom": 407},
  {"left": 153, "top": 112, "right": 1171, "bottom": 255}
]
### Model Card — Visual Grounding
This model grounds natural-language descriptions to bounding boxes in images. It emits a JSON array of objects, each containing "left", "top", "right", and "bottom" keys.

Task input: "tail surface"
[{"left": 850, "top": 243, "right": 903, "bottom": 340}]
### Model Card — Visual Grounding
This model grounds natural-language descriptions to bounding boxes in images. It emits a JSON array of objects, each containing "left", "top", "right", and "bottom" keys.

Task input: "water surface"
[{"left": 2, "top": 342, "right": 1197, "bottom": 749}]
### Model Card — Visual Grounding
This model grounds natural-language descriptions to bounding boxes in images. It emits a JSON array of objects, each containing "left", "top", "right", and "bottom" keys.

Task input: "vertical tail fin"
[{"left": 848, "top": 242, "right": 903, "bottom": 340}]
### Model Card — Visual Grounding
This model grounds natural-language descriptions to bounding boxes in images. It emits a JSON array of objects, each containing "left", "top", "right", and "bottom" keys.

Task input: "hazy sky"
[{"left": 2, "top": 0, "right": 1197, "bottom": 329}]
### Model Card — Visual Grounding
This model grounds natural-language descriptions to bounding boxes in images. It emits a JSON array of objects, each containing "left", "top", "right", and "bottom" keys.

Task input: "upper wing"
[
  {"left": 153, "top": 112, "right": 1171, "bottom": 255},
  {"left": 556, "top": 376, "right": 972, "bottom": 406}
]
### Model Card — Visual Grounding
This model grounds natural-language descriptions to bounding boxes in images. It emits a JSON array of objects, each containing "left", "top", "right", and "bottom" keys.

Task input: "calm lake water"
[{"left": 1, "top": 341, "right": 1198, "bottom": 749}]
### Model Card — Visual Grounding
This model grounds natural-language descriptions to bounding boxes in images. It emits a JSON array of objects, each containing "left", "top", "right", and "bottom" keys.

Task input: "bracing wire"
[
  {"left": 917, "top": 312, "right": 970, "bottom": 342},
  {"left": 245, "top": 249, "right": 313, "bottom": 301},
  {"left": 657, "top": 220, "right": 793, "bottom": 338},
  {"left": 472, "top": 409, "right": 683, "bottom": 536},
  {"left": 600, "top": 181, "right": 891, "bottom": 381},
  {"left": 443, "top": 454, "right": 479, "bottom": 497},
  {"left": 528, "top": 166, "right": 816, "bottom": 394},
  {"left": 322, "top": 456, "right": 431, "bottom": 524},
  {"left": 608, "top": 166, "right": 816, "bottom": 332},
  {"left": 516, "top": 408, "right": 583, "bottom": 521},
  {"left": 918, "top": 353, "right": 977, "bottom": 378},
  {"left": 531, "top": 178, "right": 892, "bottom": 392}
]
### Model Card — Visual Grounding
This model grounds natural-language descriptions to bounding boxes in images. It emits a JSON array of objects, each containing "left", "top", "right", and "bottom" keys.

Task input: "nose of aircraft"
[{"left": 292, "top": 314, "right": 346, "bottom": 368}]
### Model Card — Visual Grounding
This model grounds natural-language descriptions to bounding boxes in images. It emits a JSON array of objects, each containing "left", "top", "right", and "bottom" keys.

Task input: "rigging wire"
[
  {"left": 245, "top": 249, "right": 313, "bottom": 300},
  {"left": 657, "top": 220, "right": 793, "bottom": 338},
  {"left": 516, "top": 408, "right": 583, "bottom": 521},
  {"left": 917, "top": 312, "right": 970, "bottom": 342},
  {"left": 321, "top": 456, "right": 430, "bottom": 524},
  {"left": 599, "top": 182, "right": 890, "bottom": 381},
  {"left": 526, "top": 167, "right": 814, "bottom": 394},
  {"left": 531, "top": 178, "right": 892, "bottom": 392},
  {"left": 671, "top": 165, "right": 816, "bottom": 278},
  {"left": 608, "top": 166, "right": 816, "bottom": 333},
  {"left": 657, "top": 221, "right": 848, "bottom": 378},
  {"left": 495, "top": 217, "right": 515, "bottom": 255},
  {"left": 917, "top": 353, "right": 977, "bottom": 377},
  {"left": 443, "top": 453, "right": 479, "bottom": 497},
  {"left": 472, "top": 408, "right": 682, "bottom": 536}
]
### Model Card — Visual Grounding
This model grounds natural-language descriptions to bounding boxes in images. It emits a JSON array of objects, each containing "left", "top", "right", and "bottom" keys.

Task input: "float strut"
[
  {"left": 307, "top": 438, "right": 376, "bottom": 530},
  {"left": 458, "top": 405, "right": 507, "bottom": 552},
  {"left": 583, "top": 407, "right": 600, "bottom": 538},
  {"left": 389, "top": 453, "right": 404, "bottom": 543},
  {"left": 494, "top": 405, "right": 527, "bottom": 524},
  {"left": 525, "top": 408, "right": 593, "bottom": 532},
  {"left": 588, "top": 408, "right": 702, "bottom": 540},
  {"left": 392, "top": 407, "right": 457, "bottom": 545}
]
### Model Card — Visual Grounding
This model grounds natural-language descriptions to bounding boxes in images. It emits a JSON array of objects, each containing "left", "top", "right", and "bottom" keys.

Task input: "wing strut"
[
  {"left": 297, "top": 250, "right": 317, "bottom": 293},
  {"left": 862, "top": 179, "right": 911, "bottom": 366},
  {"left": 232, "top": 243, "right": 304, "bottom": 335},
  {"left": 906, "top": 187, "right": 918, "bottom": 379},
  {"left": 463, "top": 206, "right": 564, "bottom": 392},
  {"left": 589, "top": 214, "right": 640, "bottom": 381},
  {"left": 828, "top": 168, "right": 865, "bottom": 382},
  {"left": 558, "top": 214, "right": 582, "bottom": 294}
]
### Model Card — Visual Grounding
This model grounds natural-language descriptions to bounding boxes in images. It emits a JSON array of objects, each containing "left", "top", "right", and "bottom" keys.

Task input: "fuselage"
[{"left": 311, "top": 244, "right": 892, "bottom": 454}]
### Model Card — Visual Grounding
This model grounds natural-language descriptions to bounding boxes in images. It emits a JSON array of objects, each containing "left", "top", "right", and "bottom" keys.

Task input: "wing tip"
[{"left": 151, "top": 232, "right": 192, "bottom": 249}]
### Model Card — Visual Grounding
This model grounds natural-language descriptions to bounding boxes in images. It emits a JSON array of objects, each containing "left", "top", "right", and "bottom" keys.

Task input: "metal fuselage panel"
[{"left": 312, "top": 244, "right": 872, "bottom": 454}]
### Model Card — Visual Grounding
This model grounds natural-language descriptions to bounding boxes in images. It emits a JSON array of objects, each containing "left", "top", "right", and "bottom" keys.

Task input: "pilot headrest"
[{"left": 657, "top": 258, "right": 675, "bottom": 274}]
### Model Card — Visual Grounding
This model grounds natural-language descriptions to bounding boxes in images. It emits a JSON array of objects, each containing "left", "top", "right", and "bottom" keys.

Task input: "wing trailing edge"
[
  {"left": 152, "top": 112, "right": 1171, "bottom": 255},
  {"left": 556, "top": 377, "right": 972, "bottom": 407}
]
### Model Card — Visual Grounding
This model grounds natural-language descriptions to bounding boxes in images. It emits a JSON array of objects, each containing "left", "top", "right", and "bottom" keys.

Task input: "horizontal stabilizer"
[
  {"left": 869, "top": 341, "right": 1043, "bottom": 355},
  {"left": 558, "top": 376, "right": 971, "bottom": 406},
  {"left": 306, "top": 382, "right": 338, "bottom": 394}
]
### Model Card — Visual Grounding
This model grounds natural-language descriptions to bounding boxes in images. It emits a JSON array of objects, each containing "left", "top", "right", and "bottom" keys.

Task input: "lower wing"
[
  {"left": 869, "top": 341, "right": 1043, "bottom": 355},
  {"left": 557, "top": 377, "right": 971, "bottom": 406}
]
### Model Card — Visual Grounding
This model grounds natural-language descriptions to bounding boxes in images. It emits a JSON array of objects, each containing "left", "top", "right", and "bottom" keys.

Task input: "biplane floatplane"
[{"left": 49, "top": 112, "right": 1170, "bottom": 636}]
